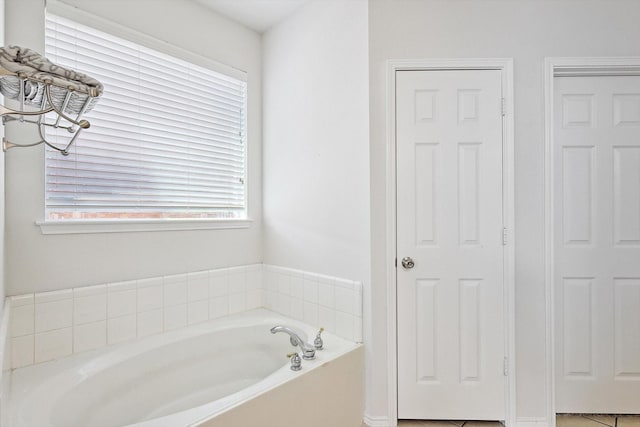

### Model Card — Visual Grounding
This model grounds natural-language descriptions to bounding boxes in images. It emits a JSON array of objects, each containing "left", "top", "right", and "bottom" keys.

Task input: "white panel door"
[
  {"left": 396, "top": 70, "right": 505, "bottom": 420},
  {"left": 555, "top": 76, "right": 640, "bottom": 413}
]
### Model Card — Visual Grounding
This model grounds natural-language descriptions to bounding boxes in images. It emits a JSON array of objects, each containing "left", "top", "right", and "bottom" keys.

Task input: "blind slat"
[{"left": 45, "top": 13, "right": 247, "bottom": 220}]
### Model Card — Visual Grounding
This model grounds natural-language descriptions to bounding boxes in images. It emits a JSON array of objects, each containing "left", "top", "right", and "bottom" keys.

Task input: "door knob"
[{"left": 401, "top": 257, "right": 415, "bottom": 269}]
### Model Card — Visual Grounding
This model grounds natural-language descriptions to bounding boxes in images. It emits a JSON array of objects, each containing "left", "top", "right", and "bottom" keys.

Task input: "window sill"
[{"left": 36, "top": 218, "right": 253, "bottom": 235}]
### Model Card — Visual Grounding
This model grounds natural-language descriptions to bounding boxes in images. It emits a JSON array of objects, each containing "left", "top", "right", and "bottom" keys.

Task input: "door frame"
[
  {"left": 543, "top": 56, "right": 640, "bottom": 427},
  {"left": 386, "top": 58, "right": 516, "bottom": 426}
]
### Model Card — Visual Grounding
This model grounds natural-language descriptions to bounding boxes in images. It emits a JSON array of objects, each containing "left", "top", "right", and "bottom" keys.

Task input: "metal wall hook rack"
[
  {"left": 1, "top": 76, "right": 98, "bottom": 156},
  {"left": 0, "top": 45, "right": 103, "bottom": 156}
]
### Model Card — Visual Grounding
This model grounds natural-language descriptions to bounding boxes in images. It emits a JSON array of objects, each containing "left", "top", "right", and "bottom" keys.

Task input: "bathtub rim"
[{"left": 186, "top": 337, "right": 363, "bottom": 427}]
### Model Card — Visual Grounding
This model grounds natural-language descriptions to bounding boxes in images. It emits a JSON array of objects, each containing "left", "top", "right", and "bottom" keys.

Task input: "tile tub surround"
[
  {"left": 6, "top": 264, "right": 363, "bottom": 369},
  {"left": 262, "top": 265, "right": 363, "bottom": 343},
  {"left": 7, "top": 264, "right": 263, "bottom": 369}
]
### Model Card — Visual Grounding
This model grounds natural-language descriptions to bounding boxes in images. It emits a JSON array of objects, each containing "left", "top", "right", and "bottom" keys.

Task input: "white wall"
[
  {"left": 261, "top": 0, "right": 371, "bottom": 412},
  {"left": 368, "top": 0, "right": 640, "bottom": 422},
  {"left": 262, "top": 0, "right": 370, "bottom": 284},
  {"left": 4, "top": 0, "right": 262, "bottom": 295}
]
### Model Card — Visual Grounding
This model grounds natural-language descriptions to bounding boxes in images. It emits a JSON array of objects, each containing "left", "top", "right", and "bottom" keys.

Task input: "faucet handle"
[
  {"left": 314, "top": 327, "right": 324, "bottom": 350},
  {"left": 287, "top": 352, "right": 302, "bottom": 371}
]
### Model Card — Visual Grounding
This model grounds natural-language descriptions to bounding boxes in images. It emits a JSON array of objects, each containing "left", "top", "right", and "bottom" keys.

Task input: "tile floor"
[
  {"left": 557, "top": 414, "right": 640, "bottom": 427},
  {"left": 362, "top": 421, "right": 502, "bottom": 427},
  {"left": 395, "top": 422, "right": 501, "bottom": 427},
  {"left": 362, "top": 416, "right": 640, "bottom": 427}
]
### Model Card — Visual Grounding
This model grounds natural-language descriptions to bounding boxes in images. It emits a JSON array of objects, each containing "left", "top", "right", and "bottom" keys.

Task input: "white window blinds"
[{"left": 44, "top": 13, "right": 247, "bottom": 220}]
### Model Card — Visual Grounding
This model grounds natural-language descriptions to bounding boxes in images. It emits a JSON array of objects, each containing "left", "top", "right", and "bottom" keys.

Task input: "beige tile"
[
  {"left": 107, "top": 314, "right": 136, "bottom": 344},
  {"left": 583, "top": 415, "right": 615, "bottom": 427},
  {"left": 35, "top": 328, "right": 72, "bottom": 363},
  {"left": 618, "top": 416, "right": 640, "bottom": 427},
  {"left": 73, "top": 321, "right": 106, "bottom": 353},
  {"left": 465, "top": 423, "right": 502, "bottom": 427},
  {"left": 557, "top": 415, "right": 605, "bottom": 427},
  {"left": 391, "top": 422, "right": 504, "bottom": 427},
  {"left": 397, "top": 422, "right": 452, "bottom": 427},
  {"left": 10, "top": 304, "right": 34, "bottom": 337},
  {"left": 11, "top": 335, "right": 34, "bottom": 369},
  {"left": 35, "top": 299, "right": 73, "bottom": 332}
]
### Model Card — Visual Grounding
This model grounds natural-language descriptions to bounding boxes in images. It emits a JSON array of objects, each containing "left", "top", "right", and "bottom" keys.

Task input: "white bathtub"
[{"left": 4, "top": 309, "right": 363, "bottom": 427}]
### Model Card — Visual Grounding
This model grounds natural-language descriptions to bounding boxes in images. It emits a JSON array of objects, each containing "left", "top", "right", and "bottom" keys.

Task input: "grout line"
[{"left": 582, "top": 415, "right": 616, "bottom": 427}]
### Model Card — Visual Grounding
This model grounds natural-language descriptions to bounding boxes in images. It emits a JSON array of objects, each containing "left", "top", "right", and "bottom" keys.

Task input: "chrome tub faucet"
[{"left": 270, "top": 325, "right": 316, "bottom": 360}]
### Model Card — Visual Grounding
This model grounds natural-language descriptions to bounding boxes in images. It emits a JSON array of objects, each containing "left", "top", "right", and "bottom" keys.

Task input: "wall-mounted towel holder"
[{"left": 0, "top": 45, "right": 103, "bottom": 156}]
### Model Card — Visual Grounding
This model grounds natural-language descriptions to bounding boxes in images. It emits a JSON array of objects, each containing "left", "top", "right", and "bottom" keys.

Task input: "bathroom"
[{"left": 0, "top": 0, "right": 640, "bottom": 426}]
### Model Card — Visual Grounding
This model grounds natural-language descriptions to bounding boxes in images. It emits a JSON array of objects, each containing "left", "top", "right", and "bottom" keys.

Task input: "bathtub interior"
[
  {"left": 5, "top": 309, "right": 359, "bottom": 427},
  {"left": 50, "top": 326, "right": 292, "bottom": 427}
]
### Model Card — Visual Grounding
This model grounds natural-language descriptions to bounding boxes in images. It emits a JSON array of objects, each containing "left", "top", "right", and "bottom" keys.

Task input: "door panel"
[
  {"left": 396, "top": 69, "right": 505, "bottom": 420},
  {"left": 554, "top": 75, "right": 640, "bottom": 413}
]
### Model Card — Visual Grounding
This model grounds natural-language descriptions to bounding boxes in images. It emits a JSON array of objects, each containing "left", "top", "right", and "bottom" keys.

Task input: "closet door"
[
  {"left": 396, "top": 69, "right": 506, "bottom": 420},
  {"left": 555, "top": 75, "right": 640, "bottom": 413}
]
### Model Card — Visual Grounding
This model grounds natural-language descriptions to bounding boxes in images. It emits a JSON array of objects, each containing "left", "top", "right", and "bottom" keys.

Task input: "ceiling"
[{"left": 194, "top": 0, "right": 309, "bottom": 33}]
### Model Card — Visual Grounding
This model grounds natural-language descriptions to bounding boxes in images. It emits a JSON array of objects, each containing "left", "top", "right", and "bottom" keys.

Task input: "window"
[{"left": 44, "top": 13, "right": 247, "bottom": 221}]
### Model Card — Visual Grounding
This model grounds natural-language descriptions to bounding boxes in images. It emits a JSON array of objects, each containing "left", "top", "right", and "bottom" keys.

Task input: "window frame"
[{"left": 39, "top": 1, "right": 252, "bottom": 234}]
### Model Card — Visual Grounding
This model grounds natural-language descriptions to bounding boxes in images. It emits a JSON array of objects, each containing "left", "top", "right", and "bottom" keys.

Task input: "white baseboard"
[
  {"left": 363, "top": 415, "right": 547, "bottom": 427},
  {"left": 363, "top": 413, "right": 395, "bottom": 427},
  {"left": 0, "top": 301, "right": 9, "bottom": 372},
  {"left": 516, "top": 417, "right": 549, "bottom": 427}
]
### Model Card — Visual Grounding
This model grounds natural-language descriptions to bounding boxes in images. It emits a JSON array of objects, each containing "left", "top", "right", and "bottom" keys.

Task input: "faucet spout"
[{"left": 270, "top": 325, "right": 316, "bottom": 360}]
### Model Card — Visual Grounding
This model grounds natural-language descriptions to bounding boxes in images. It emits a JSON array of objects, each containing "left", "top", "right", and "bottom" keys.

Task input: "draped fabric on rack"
[
  {"left": 0, "top": 44, "right": 104, "bottom": 154},
  {"left": 0, "top": 45, "right": 103, "bottom": 114}
]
